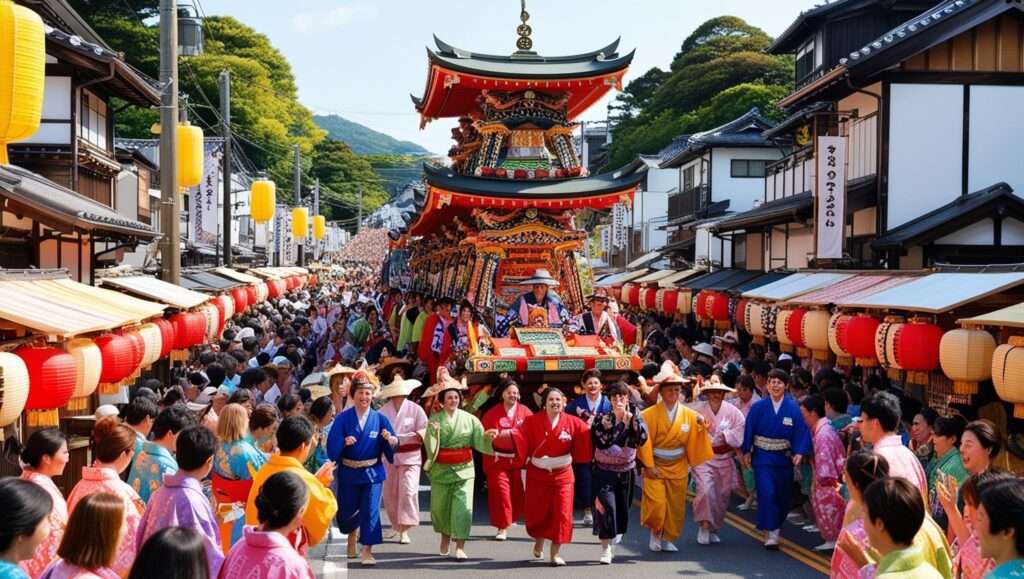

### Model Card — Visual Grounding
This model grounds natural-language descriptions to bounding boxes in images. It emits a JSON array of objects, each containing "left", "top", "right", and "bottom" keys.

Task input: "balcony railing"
[
  {"left": 667, "top": 184, "right": 708, "bottom": 221},
  {"left": 845, "top": 113, "right": 877, "bottom": 181},
  {"left": 765, "top": 145, "right": 815, "bottom": 202}
]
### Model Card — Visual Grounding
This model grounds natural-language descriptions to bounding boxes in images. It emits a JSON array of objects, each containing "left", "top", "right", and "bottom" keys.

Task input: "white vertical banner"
[
  {"left": 189, "top": 150, "right": 221, "bottom": 245},
  {"left": 816, "top": 136, "right": 846, "bottom": 259},
  {"left": 601, "top": 225, "right": 611, "bottom": 256},
  {"left": 612, "top": 203, "right": 626, "bottom": 249}
]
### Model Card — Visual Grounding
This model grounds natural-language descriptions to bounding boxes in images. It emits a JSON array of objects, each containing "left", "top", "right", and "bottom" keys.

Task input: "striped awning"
[
  {"left": 784, "top": 274, "right": 919, "bottom": 306},
  {"left": 0, "top": 274, "right": 165, "bottom": 338},
  {"left": 213, "top": 268, "right": 264, "bottom": 285},
  {"left": 742, "top": 272, "right": 855, "bottom": 301},
  {"left": 838, "top": 272, "right": 1024, "bottom": 313},
  {"left": 100, "top": 276, "right": 210, "bottom": 310},
  {"left": 633, "top": 269, "right": 677, "bottom": 284}
]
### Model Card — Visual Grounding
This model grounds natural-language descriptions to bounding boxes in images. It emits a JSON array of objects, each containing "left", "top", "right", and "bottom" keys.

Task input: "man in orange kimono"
[{"left": 638, "top": 362, "right": 713, "bottom": 552}]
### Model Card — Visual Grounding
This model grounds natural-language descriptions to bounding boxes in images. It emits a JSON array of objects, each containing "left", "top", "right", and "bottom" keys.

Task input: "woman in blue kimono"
[{"left": 741, "top": 369, "right": 811, "bottom": 550}]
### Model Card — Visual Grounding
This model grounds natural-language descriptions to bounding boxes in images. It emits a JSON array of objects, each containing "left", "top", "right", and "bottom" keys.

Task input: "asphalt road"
[{"left": 315, "top": 484, "right": 830, "bottom": 578}]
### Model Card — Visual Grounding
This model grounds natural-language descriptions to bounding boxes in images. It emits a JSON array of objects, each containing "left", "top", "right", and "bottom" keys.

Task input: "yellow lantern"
[
  {"left": 941, "top": 329, "right": 996, "bottom": 395},
  {"left": 0, "top": 0, "right": 46, "bottom": 164},
  {"left": 177, "top": 122, "right": 204, "bottom": 188},
  {"left": 65, "top": 338, "right": 101, "bottom": 411},
  {"left": 251, "top": 180, "right": 276, "bottom": 223},
  {"left": 312, "top": 214, "right": 326, "bottom": 240},
  {"left": 993, "top": 336, "right": 1024, "bottom": 418},
  {"left": 802, "top": 310, "right": 832, "bottom": 361},
  {"left": 292, "top": 207, "right": 309, "bottom": 240}
]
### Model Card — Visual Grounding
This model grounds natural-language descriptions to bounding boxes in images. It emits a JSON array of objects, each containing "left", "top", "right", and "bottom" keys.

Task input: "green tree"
[{"left": 310, "top": 139, "right": 389, "bottom": 225}]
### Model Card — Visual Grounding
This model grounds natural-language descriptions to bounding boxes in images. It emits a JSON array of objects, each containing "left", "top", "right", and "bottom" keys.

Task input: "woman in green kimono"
[
  {"left": 423, "top": 375, "right": 497, "bottom": 561},
  {"left": 925, "top": 416, "right": 969, "bottom": 530}
]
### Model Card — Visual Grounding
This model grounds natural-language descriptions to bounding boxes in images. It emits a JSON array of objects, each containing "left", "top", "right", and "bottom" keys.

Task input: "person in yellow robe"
[
  {"left": 245, "top": 415, "right": 338, "bottom": 551},
  {"left": 638, "top": 362, "right": 714, "bottom": 552}
]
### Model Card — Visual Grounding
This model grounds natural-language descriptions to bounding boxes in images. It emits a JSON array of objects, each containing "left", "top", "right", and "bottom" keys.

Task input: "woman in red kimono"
[
  {"left": 480, "top": 378, "right": 532, "bottom": 541},
  {"left": 511, "top": 387, "right": 593, "bottom": 567}
]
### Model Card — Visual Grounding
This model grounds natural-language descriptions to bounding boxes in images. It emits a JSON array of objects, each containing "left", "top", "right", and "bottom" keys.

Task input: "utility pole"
[
  {"left": 357, "top": 185, "right": 363, "bottom": 234},
  {"left": 293, "top": 144, "right": 303, "bottom": 266},
  {"left": 313, "top": 178, "right": 320, "bottom": 262},
  {"left": 158, "top": 0, "right": 179, "bottom": 284},
  {"left": 219, "top": 70, "right": 232, "bottom": 266}
]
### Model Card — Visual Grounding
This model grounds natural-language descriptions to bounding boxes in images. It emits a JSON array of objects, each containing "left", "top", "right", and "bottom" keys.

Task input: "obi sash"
[
  {"left": 653, "top": 447, "right": 685, "bottom": 461},
  {"left": 595, "top": 445, "right": 637, "bottom": 472},
  {"left": 712, "top": 444, "right": 735, "bottom": 455},
  {"left": 753, "top": 436, "right": 791, "bottom": 452},
  {"left": 342, "top": 457, "right": 379, "bottom": 468},
  {"left": 211, "top": 472, "right": 253, "bottom": 504},
  {"left": 530, "top": 454, "right": 572, "bottom": 471},
  {"left": 396, "top": 443, "right": 421, "bottom": 453},
  {"left": 436, "top": 447, "right": 473, "bottom": 464}
]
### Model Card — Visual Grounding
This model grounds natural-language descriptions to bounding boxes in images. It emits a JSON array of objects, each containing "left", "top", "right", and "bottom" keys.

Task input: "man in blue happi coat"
[
  {"left": 741, "top": 368, "right": 811, "bottom": 550},
  {"left": 327, "top": 371, "right": 397, "bottom": 566}
]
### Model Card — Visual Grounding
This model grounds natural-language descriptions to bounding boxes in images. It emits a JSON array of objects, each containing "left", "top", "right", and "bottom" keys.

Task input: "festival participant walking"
[
  {"left": 799, "top": 394, "right": 846, "bottom": 552},
  {"left": 17, "top": 429, "right": 69, "bottom": 578},
  {"left": 741, "top": 369, "right": 812, "bottom": 550},
  {"left": 377, "top": 375, "right": 427, "bottom": 544},
  {"left": 591, "top": 382, "right": 647, "bottom": 564},
  {"left": 691, "top": 376, "right": 745, "bottom": 546},
  {"left": 511, "top": 387, "right": 592, "bottom": 567},
  {"left": 325, "top": 371, "right": 396, "bottom": 566},
  {"left": 566, "top": 369, "right": 610, "bottom": 526},
  {"left": 212, "top": 404, "right": 268, "bottom": 550},
  {"left": 479, "top": 378, "right": 532, "bottom": 541},
  {"left": 423, "top": 374, "right": 496, "bottom": 561},
  {"left": 638, "top": 362, "right": 713, "bottom": 553}
]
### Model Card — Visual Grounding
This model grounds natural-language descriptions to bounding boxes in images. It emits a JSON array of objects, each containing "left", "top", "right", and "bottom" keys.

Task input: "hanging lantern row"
[
  {"left": 250, "top": 180, "right": 276, "bottom": 224},
  {"left": 0, "top": 0, "right": 46, "bottom": 165},
  {"left": 13, "top": 346, "right": 76, "bottom": 427}
]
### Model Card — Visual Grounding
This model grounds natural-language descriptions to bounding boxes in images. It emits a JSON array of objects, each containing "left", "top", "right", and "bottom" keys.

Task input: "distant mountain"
[{"left": 314, "top": 114, "right": 431, "bottom": 156}]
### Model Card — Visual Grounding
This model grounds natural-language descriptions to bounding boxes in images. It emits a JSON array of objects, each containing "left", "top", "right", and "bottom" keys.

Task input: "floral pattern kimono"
[
  {"left": 213, "top": 439, "right": 268, "bottom": 549},
  {"left": 18, "top": 471, "right": 67, "bottom": 579},
  {"left": 810, "top": 418, "right": 847, "bottom": 542},
  {"left": 67, "top": 466, "right": 145, "bottom": 577}
]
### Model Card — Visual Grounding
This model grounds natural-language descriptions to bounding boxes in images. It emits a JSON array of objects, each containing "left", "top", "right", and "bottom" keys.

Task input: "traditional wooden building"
[
  {"left": 716, "top": 0, "right": 1024, "bottom": 271},
  {"left": 1, "top": 0, "right": 159, "bottom": 282}
]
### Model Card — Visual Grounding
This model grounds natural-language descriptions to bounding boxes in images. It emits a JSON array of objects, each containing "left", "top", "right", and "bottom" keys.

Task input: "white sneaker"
[
  {"left": 613, "top": 534, "right": 623, "bottom": 545},
  {"left": 649, "top": 533, "right": 663, "bottom": 552},
  {"left": 697, "top": 527, "right": 711, "bottom": 545},
  {"left": 738, "top": 495, "right": 755, "bottom": 511},
  {"left": 710, "top": 532, "right": 721, "bottom": 544},
  {"left": 814, "top": 541, "right": 836, "bottom": 551},
  {"left": 802, "top": 524, "right": 819, "bottom": 533},
  {"left": 600, "top": 545, "right": 613, "bottom": 565},
  {"left": 786, "top": 512, "right": 806, "bottom": 525},
  {"left": 661, "top": 540, "right": 679, "bottom": 552},
  {"left": 495, "top": 529, "right": 507, "bottom": 541},
  {"left": 764, "top": 529, "right": 781, "bottom": 550},
  {"left": 399, "top": 531, "right": 411, "bottom": 544},
  {"left": 582, "top": 511, "right": 594, "bottom": 526}
]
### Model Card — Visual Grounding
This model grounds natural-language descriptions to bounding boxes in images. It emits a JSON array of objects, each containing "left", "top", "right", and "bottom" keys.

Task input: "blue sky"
[{"left": 198, "top": 0, "right": 814, "bottom": 155}]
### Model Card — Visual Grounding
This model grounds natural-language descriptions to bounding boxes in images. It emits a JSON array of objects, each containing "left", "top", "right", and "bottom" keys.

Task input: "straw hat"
[
  {"left": 519, "top": 268, "right": 559, "bottom": 287},
  {"left": 651, "top": 360, "right": 691, "bottom": 386},
  {"left": 377, "top": 355, "right": 414, "bottom": 382},
  {"left": 422, "top": 373, "right": 467, "bottom": 399},
  {"left": 698, "top": 374, "right": 735, "bottom": 394},
  {"left": 714, "top": 331, "right": 739, "bottom": 345},
  {"left": 378, "top": 376, "right": 422, "bottom": 400},
  {"left": 692, "top": 342, "right": 715, "bottom": 359}
]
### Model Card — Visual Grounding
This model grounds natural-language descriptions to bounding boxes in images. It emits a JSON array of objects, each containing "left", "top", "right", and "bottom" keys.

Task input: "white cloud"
[{"left": 290, "top": 2, "right": 376, "bottom": 33}]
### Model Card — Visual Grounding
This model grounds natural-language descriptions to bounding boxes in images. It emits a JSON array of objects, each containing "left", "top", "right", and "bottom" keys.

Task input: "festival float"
[{"left": 398, "top": 6, "right": 643, "bottom": 384}]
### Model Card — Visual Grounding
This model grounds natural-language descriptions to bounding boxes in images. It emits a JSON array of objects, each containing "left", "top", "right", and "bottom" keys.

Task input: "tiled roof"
[
  {"left": 840, "top": 0, "right": 984, "bottom": 67},
  {"left": 660, "top": 109, "right": 778, "bottom": 168}
]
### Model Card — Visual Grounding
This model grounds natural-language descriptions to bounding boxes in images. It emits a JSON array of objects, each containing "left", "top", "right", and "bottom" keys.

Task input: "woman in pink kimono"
[
  {"left": 691, "top": 377, "right": 746, "bottom": 545},
  {"left": 66, "top": 418, "right": 145, "bottom": 577},
  {"left": 220, "top": 471, "right": 315, "bottom": 579},
  {"left": 378, "top": 376, "right": 427, "bottom": 544},
  {"left": 17, "top": 429, "right": 70, "bottom": 578},
  {"left": 800, "top": 394, "right": 846, "bottom": 551}
]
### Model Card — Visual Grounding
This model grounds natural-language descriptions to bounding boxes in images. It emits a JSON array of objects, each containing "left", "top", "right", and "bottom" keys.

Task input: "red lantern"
[
  {"left": 694, "top": 291, "right": 709, "bottom": 322},
  {"left": 211, "top": 298, "right": 226, "bottom": 334},
  {"left": 231, "top": 287, "right": 248, "bottom": 313},
  {"left": 625, "top": 283, "right": 640, "bottom": 306},
  {"left": 660, "top": 289, "right": 679, "bottom": 315},
  {"left": 891, "top": 321, "right": 943, "bottom": 384},
  {"left": 786, "top": 308, "right": 807, "bottom": 349},
  {"left": 828, "top": 313, "right": 854, "bottom": 366},
  {"left": 309, "top": 275, "right": 318, "bottom": 286},
  {"left": 847, "top": 315, "right": 881, "bottom": 367},
  {"left": 245, "top": 286, "right": 257, "bottom": 307},
  {"left": 15, "top": 346, "right": 77, "bottom": 427},
  {"left": 122, "top": 330, "right": 145, "bottom": 372},
  {"left": 642, "top": 287, "right": 657, "bottom": 311},
  {"left": 93, "top": 334, "right": 134, "bottom": 384},
  {"left": 734, "top": 299, "right": 749, "bottom": 332},
  {"left": 708, "top": 291, "right": 730, "bottom": 321},
  {"left": 267, "top": 279, "right": 282, "bottom": 299},
  {"left": 153, "top": 318, "right": 175, "bottom": 359},
  {"left": 190, "top": 311, "right": 208, "bottom": 346}
]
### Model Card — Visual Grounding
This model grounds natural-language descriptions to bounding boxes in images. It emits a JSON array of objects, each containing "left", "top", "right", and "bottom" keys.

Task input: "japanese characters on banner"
[
  {"left": 612, "top": 202, "right": 626, "bottom": 249},
  {"left": 816, "top": 136, "right": 846, "bottom": 260},
  {"left": 273, "top": 205, "right": 295, "bottom": 266},
  {"left": 600, "top": 225, "right": 611, "bottom": 257},
  {"left": 188, "top": 149, "right": 222, "bottom": 245}
]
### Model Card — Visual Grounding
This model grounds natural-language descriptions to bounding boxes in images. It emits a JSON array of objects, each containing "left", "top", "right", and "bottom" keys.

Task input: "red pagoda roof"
[{"left": 412, "top": 36, "right": 633, "bottom": 126}]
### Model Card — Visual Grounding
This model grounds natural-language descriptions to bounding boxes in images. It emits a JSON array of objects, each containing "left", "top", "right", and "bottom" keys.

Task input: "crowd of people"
[{"left": 0, "top": 268, "right": 1022, "bottom": 578}]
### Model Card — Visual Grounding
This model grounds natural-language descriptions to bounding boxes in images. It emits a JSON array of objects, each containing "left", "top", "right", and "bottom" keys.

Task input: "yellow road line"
[{"left": 723, "top": 511, "right": 831, "bottom": 576}]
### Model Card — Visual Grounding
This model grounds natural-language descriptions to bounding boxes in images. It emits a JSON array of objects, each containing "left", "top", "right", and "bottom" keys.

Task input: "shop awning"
[
  {"left": 784, "top": 273, "right": 920, "bottom": 306},
  {"left": 0, "top": 270, "right": 165, "bottom": 338},
  {"left": 712, "top": 192, "right": 813, "bottom": 233},
  {"left": 625, "top": 251, "right": 662, "bottom": 270},
  {"left": 700, "top": 269, "right": 764, "bottom": 291},
  {"left": 213, "top": 268, "right": 264, "bottom": 285},
  {"left": 595, "top": 269, "right": 650, "bottom": 287},
  {"left": 742, "top": 272, "right": 855, "bottom": 301},
  {"left": 181, "top": 271, "right": 242, "bottom": 292},
  {"left": 837, "top": 272, "right": 1024, "bottom": 313},
  {"left": 731, "top": 272, "right": 792, "bottom": 294},
  {"left": 679, "top": 270, "right": 739, "bottom": 290},
  {"left": 100, "top": 276, "right": 210, "bottom": 310},
  {"left": 633, "top": 269, "right": 677, "bottom": 284},
  {"left": 658, "top": 268, "right": 704, "bottom": 288},
  {"left": 959, "top": 303, "right": 1024, "bottom": 329}
]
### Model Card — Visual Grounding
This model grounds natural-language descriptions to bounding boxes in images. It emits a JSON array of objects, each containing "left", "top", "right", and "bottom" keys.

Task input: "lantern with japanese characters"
[
  {"left": 15, "top": 346, "right": 76, "bottom": 427},
  {"left": 847, "top": 314, "right": 881, "bottom": 367},
  {"left": 65, "top": 338, "right": 100, "bottom": 412},
  {"left": 992, "top": 337, "right": 1024, "bottom": 418},
  {"left": 940, "top": 329, "right": 996, "bottom": 395},
  {"left": 0, "top": 0, "right": 45, "bottom": 165},
  {"left": 218, "top": 294, "right": 235, "bottom": 322},
  {"left": 802, "top": 310, "right": 832, "bottom": 361},
  {"left": 0, "top": 352, "right": 29, "bottom": 428},
  {"left": 829, "top": 313, "right": 854, "bottom": 366},
  {"left": 762, "top": 305, "right": 779, "bottom": 342},
  {"left": 199, "top": 304, "right": 220, "bottom": 342},
  {"left": 748, "top": 302, "right": 766, "bottom": 343}
]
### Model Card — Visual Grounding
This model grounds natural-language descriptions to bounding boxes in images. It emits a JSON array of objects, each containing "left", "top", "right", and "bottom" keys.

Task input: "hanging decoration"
[
  {"left": 940, "top": 329, "right": 996, "bottom": 395},
  {"left": 734, "top": 299, "right": 749, "bottom": 333},
  {"left": 137, "top": 323, "right": 163, "bottom": 369},
  {"left": 153, "top": 318, "right": 175, "bottom": 360},
  {"left": 890, "top": 320, "right": 943, "bottom": 385},
  {"left": 776, "top": 309, "right": 795, "bottom": 353},
  {"left": 64, "top": 338, "right": 101, "bottom": 411},
  {"left": 250, "top": 180, "right": 276, "bottom": 223},
  {"left": 802, "top": 310, "right": 832, "bottom": 361},
  {"left": 0, "top": 352, "right": 29, "bottom": 429},
  {"left": 93, "top": 334, "right": 135, "bottom": 394},
  {"left": 828, "top": 313, "right": 854, "bottom": 366},
  {"left": 992, "top": 336, "right": 1024, "bottom": 418},
  {"left": 15, "top": 346, "right": 76, "bottom": 427},
  {"left": 0, "top": 0, "right": 46, "bottom": 165},
  {"left": 846, "top": 314, "right": 881, "bottom": 367}
]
